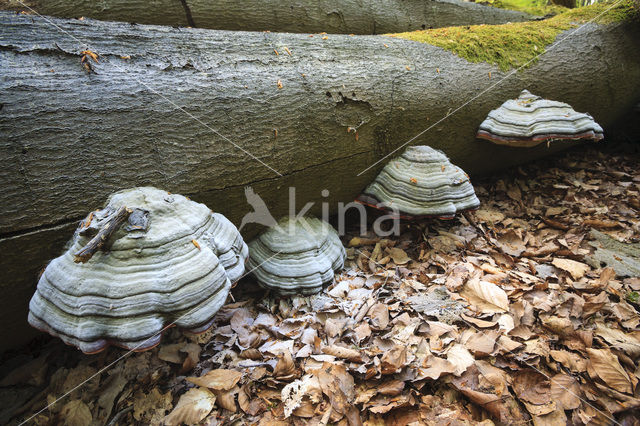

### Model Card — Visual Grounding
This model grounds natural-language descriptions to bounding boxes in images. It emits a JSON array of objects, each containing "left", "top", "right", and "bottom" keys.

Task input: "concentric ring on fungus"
[
  {"left": 356, "top": 145, "right": 480, "bottom": 219},
  {"left": 477, "top": 89, "right": 604, "bottom": 147},
  {"left": 28, "top": 187, "right": 248, "bottom": 354},
  {"left": 247, "top": 216, "right": 346, "bottom": 296}
]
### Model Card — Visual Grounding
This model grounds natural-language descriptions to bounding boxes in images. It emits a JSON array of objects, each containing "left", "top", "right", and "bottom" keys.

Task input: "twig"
[
  {"left": 541, "top": 216, "right": 570, "bottom": 231},
  {"left": 74, "top": 206, "right": 132, "bottom": 263},
  {"left": 107, "top": 406, "right": 133, "bottom": 426}
]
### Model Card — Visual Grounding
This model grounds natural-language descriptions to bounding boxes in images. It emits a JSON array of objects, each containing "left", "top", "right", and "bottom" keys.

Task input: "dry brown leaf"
[
  {"left": 496, "top": 230, "right": 526, "bottom": 257},
  {"left": 273, "top": 351, "right": 297, "bottom": 379},
  {"left": 380, "top": 346, "right": 407, "bottom": 374},
  {"left": 322, "top": 345, "right": 363, "bottom": 362},
  {"left": 532, "top": 406, "right": 567, "bottom": 426},
  {"left": 214, "top": 386, "right": 239, "bottom": 412},
  {"left": 475, "top": 208, "right": 505, "bottom": 224},
  {"left": 419, "top": 355, "right": 455, "bottom": 380},
  {"left": 446, "top": 344, "right": 474, "bottom": 376},
  {"left": 158, "top": 343, "right": 183, "bottom": 364},
  {"left": 164, "top": 387, "right": 216, "bottom": 426},
  {"left": 497, "top": 335, "right": 523, "bottom": 352},
  {"left": 460, "top": 279, "right": 509, "bottom": 313},
  {"left": 95, "top": 372, "right": 127, "bottom": 424},
  {"left": 132, "top": 388, "right": 173, "bottom": 423},
  {"left": 551, "top": 258, "right": 590, "bottom": 280},
  {"left": 354, "top": 322, "right": 371, "bottom": 342},
  {"left": 512, "top": 370, "right": 551, "bottom": 405},
  {"left": 187, "top": 369, "right": 243, "bottom": 391},
  {"left": 368, "top": 303, "right": 389, "bottom": 330},
  {"left": 180, "top": 343, "right": 201, "bottom": 372},
  {"left": 282, "top": 374, "right": 322, "bottom": 417},
  {"left": 549, "top": 374, "right": 581, "bottom": 410},
  {"left": 377, "top": 380, "right": 404, "bottom": 396},
  {"left": 314, "top": 362, "right": 358, "bottom": 422},
  {"left": 594, "top": 322, "right": 640, "bottom": 357},
  {"left": 464, "top": 330, "right": 500, "bottom": 356},
  {"left": 586, "top": 348, "right": 632, "bottom": 394},
  {"left": 387, "top": 247, "right": 410, "bottom": 264},
  {"left": 238, "top": 386, "right": 250, "bottom": 413},
  {"left": 549, "top": 350, "right": 587, "bottom": 372},
  {"left": 60, "top": 400, "right": 92, "bottom": 426}
]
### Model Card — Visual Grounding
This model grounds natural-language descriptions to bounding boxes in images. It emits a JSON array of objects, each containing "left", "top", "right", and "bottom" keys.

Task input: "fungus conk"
[
  {"left": 477, "top": 89, "right": 604, "bottom": 147},
  {"left": 28, "top": 187, "right": 248, "bottom": 353},
  {"left": 356, "top": 145, "right": 480, "bottom": 219},
  {"left": 247, "top": 216, "right": 346, "bottom": 295}
]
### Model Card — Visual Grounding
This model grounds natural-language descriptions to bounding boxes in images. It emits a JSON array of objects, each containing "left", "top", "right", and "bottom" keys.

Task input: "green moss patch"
[
  {"left": 488, "top": 0, "right": 567, "bottom": 17},
  {"left": 388, "top": 0, "right": 638, "bottom": 71}
]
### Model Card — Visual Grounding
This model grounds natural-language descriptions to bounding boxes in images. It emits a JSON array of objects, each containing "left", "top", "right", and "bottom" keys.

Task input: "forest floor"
[{"left": 1, "top": 142, "right": 640, "bottom": 426}]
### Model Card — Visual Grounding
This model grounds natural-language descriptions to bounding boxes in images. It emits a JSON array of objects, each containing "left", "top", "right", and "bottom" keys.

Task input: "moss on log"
[
  {"left": 0, "top": 12, "right": 639, "bottom": 351},
  {"left": 391, "top": 0, "right": 639, "bottom": 70}
]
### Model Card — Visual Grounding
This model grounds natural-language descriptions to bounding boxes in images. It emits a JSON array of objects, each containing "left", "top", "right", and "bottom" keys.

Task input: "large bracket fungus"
[
  {"left": 477, "top": 89, "right": 604, "bottom": 147},
  {"left": 28, "top": 187, "right": 248, "bottom": 354},
  {"left": 247, "top": 216, "right": 346, "bottom": 296},
  {"left": 356, "top": 145, "right": 480, "bottom": 219}
]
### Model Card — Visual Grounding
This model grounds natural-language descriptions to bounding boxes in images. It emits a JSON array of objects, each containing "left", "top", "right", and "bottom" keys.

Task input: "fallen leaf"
[
  {"left": 164, "top": 388, "right": 215, "bottom": 426},
  {"left": 446, "top": 344, "right": 474, "bottom": 376},
  {"left": 381, "top": 346, "right": 407, "bottom": 374},
  {"left": 387, "top": 247, "right": 410, "bottom": 264},
  {"left": 180, "top": 343, "right": 201, "bottom": 371},
  {"left": 586, "top": 348, "right": 632, "bottom": 394},
  {"left": 132, "top": 388, "right": 173, "bottom": 423},
  {"left": 460, "top": 279, "right": 509, "bottom": 313},
  {"left": 512, "top": 370, "right": 551, "bottom": 405},
  {"left": 214, "top": 386, "right": 239, "bottom": 412},
  {"left": 549, "top": 374, "right": 581, "bottom": 410},
  {"left": 273, "top": 351, "right": 297, "bottom": 379},
  {"left": 322, "top": 345, "right": 363, "bottom": 362},
  {"left": 551, "top": 258, "right": 590, "bottom": 280},
  {"left": 60, "top": 400, "right": 92, "bottom": 426},
  {"left": 496, "top": 230, "right": 526, "bottom": 257},
  {"left": 158, "top": 344, "right": 183, "bottom": 364},
  {"left": 368, "top": 303, "right": 389, "bottom": 330},
  {"left": 187, "top": 369, "right": 242, "bottom": 391}
]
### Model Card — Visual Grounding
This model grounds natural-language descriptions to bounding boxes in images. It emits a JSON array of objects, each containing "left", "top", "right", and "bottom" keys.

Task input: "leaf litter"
[{"left": 1, "top": 145, "right": 640, "bottom": 425}]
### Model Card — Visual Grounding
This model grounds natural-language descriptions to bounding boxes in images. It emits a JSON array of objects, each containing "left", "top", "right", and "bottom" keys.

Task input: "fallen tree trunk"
[
  {"left": 7, "top": 0, "right": 534, "bottom": 34},
  {"left": 1, "top": 12, "right": 639, "bottom": 351}
]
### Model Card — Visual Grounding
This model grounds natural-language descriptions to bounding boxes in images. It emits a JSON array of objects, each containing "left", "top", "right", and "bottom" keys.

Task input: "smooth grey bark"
[
  {"left": 6, "top": 0, "right": 535, "bottom": 34},
  {"left": 1, "top": 13, "right": 639, "bottom": 351}
]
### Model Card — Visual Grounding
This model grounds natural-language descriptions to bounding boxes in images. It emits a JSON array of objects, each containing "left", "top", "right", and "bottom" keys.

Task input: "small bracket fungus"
[
  {"left": 477, "top": 89, "right": 604, "bottom": 147},
  {"left": 247, "top": 216, "right": 346, "bottom": 296},
  {"left": 356, "top": 145, "right": 480, "bottom": 219},
  {"left": 28, "top": 187, "right": 248, "bottom": 354}
]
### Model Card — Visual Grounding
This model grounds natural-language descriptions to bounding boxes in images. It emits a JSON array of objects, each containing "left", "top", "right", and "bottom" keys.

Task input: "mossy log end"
[
  {"left": 3, "top": 0, "right": 535, "bottom": 34},
  {"left": 1, "top": 12, "right": 639, "bottom": 352}
]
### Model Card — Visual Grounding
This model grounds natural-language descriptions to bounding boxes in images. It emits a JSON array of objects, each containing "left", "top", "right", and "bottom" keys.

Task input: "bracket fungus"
[
  {"left": 477, "top": 89, "right": 604, "bottom": 147},
  {"left": 356, "top": 145, "right": 480, "bottom": 219},
  {"left": 28, "top": 187, "right": 248, "bottom": 354},
  {"left": 247, "top": 216, "right": 346, "bottom": 296}
]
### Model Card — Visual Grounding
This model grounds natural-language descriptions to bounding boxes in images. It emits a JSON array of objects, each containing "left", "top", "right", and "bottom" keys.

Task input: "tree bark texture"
[
  {"left": 1, "top": 12, "right": 639, "bottom": 351},
  {"left": 5, "top": 0, "right": 535, "bottom": 34}
]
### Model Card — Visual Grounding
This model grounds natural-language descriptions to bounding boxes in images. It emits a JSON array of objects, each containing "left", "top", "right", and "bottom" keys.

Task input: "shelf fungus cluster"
[
  {"left": 28, "top": 187, "right": 248, "bottom": 354},
  {"left": 247, "top": 216, "right": 346, "bottom": 295},
  {"left": 477, "top": 89, "right": 604, "bottom": 147},
  {"left": 356, "top": 145, "right": 480, "bottom": 219}
]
